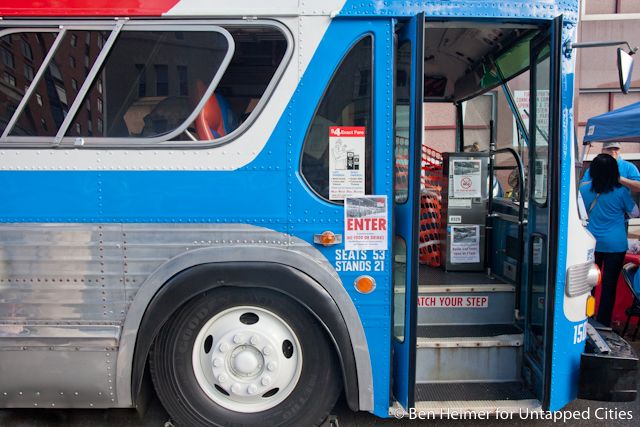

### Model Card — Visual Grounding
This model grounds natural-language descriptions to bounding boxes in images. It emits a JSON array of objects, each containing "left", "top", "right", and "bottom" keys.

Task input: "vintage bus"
[{"left": 0, "top": 0, "right": 636, "bottom": 426}]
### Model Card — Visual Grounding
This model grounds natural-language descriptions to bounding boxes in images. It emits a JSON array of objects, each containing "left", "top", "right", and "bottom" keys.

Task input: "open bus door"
[
  {"left": 391, "top": 13, "right": 424, "bottom": 410},
  {"left": 522, "top": 15, "right": 562, "bottom": 408}
]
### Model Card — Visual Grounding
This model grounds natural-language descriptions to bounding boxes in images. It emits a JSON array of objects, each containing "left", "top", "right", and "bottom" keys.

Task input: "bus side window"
[
  {"left": 1, "top": 24, "right": 288, "bottom": 144},
  {"left": 300, "top": 36, "right": 373, "bottom": 201}
]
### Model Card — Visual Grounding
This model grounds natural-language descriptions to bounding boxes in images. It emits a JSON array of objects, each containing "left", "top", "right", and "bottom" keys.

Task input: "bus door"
[
  {"left": 391, "top": 13, "right": 424, "bottom": 409},
  {"left": 522, "top": 16, "right": 562, "bottom": 407}
]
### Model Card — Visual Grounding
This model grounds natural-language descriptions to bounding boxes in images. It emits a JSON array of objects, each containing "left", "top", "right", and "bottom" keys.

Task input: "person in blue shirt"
[
  {"left": 581, "top": 142, "right": 640, "bottom": 191},
  {"left": 580, "top": 153, "right": 639, "bottom": 326}
]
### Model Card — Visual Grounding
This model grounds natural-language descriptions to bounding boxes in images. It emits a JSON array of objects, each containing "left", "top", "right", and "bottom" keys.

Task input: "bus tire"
[{"left": 150, "top": 287, "right": 342, "bottom": 427}]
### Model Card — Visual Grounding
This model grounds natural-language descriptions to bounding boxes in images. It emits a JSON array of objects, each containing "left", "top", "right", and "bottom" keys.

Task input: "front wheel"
[{"left": 150, "top": 287, "right": 342, "bottom": 426}]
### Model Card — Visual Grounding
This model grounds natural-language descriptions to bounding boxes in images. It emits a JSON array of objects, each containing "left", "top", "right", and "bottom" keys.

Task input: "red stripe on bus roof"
[{"left": 0, "top": 0, "right": 180, "bottom": 16}]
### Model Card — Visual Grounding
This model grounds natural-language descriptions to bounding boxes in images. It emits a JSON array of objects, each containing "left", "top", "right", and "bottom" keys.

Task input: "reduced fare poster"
[
  {"left": 329, "top": 126, "right": 365, "bottom": 200},
  {"left": 344, "top": 196, "right": 388, "bottom": 251}
]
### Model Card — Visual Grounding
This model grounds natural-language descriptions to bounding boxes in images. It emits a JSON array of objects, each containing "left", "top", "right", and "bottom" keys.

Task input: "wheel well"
[{"left": 131, "top": 262, "right": 360, "bottom": 411}]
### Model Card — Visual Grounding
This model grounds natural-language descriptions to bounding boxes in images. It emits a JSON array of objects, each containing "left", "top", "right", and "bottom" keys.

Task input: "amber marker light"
[
  {"left": 586, "top": 295, "right": 596, "bottom": 317},
  {"left": 320, "top": 231, "right": 336, "bottom": 246},
  {"left": 354, "top": 275, "right": 376, "bottom": 294}
]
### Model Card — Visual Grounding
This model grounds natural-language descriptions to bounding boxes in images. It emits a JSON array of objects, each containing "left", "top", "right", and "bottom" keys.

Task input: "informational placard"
[
  {"left": 450, "top": 225, "right": 480, "bottom": 264},
  {"left": 329, "top": 126, "right": 365, "bottom": 200},
  {"left": 452, "top": 159, "right": 481, "bottom": 198},
  {"left": 533, "top": 159, "right": 547, "bottom": 201},
  {"left": 513, "top": 89, "right": 549, "bottom": 146},
  {"left": 344, "top": 196, "right": 388, "bottom": 251}
]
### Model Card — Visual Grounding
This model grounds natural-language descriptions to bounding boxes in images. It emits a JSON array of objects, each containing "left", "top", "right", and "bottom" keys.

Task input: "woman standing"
[{"left": 580, "top": 153, "right": 639, "bottom": 327}]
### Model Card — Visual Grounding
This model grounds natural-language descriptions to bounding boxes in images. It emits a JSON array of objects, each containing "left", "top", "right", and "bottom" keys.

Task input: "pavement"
[{"left": 1, "top": 342, "right": 639, "bottom": 427}]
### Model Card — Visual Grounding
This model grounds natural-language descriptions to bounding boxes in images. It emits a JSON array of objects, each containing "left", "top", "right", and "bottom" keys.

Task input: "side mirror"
[{"left": 617, "top": 48, "right": 634, "bottom": 94}]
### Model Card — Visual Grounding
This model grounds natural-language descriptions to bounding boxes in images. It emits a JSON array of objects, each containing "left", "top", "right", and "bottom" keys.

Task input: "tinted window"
[
  {"left": 0, "top": 23, "right": 288, "bottom": 144},
  {"left": 69, "top": 30, "right": 228, "bottom": 139},
  {"left": 10, "top": 31, "right": 106, "bottom": 137},
  {"left": 301, "top": 36, "right": 373, "bottom": 201},
  {"left": 0, "top": 32, "right": 56, "bottom": 136}
]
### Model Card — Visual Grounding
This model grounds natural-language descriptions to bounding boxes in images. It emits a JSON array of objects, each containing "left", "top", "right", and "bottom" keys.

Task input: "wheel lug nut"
[
  {"left": 247, "top": 384, "right": 258, "bottom": 395},
  {"left": 233, "top": 334, "right": 243, "bottom": 344},
  {"left": 263, "top": 346, "right": 272, "bottom": 355},
  {"left": 217, "top": 374, "right": 227, "bottom": 383},
  {"left": 213, "top": 358, "right": 223, "bottom": 367},
  {"left": 219, "top": 343, "right": 229, "bottom": 352},
  {"left": 261, "top": 376, "right": 271, "bottom": 386},
  {"left": 250, "top": 335, "right": 259, "bottom": 345},
  {"left": 231, "top": 383, "right": 241, "bottom": 394},
  {"left": 267, "top": 362, "right": 276, "bottom": 371}
]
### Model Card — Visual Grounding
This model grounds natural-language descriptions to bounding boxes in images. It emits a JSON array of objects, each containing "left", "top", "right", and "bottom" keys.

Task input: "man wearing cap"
[{"left": 581, "top": 142, "right": 640, "bottom": 191}]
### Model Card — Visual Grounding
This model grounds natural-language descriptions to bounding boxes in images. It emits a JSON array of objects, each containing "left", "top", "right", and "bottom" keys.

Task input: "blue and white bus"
[{"left": 0, "top": 0, "right": 636, "bottom": 425}]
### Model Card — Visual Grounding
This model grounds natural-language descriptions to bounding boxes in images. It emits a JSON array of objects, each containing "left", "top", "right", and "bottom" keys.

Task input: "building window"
[
  {"left": 154, "top": 64, "right": 168, "bottom": 96},
  {"left": 24, "top": 64, "right": 34, "bottom": 81},
  {"left": 135, "top": 64, "right": 146, "bottom": 97},
  {"left": 97, "top": 98, "right": 103, "bottom": 113},
  {"left": 70, "top": 34, "right": 77, "bottom": 47},
  {"left": 69, "top": 56, "right": 75, "bottom": 68},
  {"left": 71, "top": 78, "right": 77, "bottom": 91},
  {"left": 21, "top": 40, "right": 32, "bottom": 60},
  {"left": 3, "top": 72, "right": 16, "bottom": 86},
  {"left": 2, "top": 48, "right": 14, "bottom": 68},
  {"left": 36, "top": 93, "right": 43, "bottom": 106},
  {"left": 178, "top": 65, "right": 188, "bottom": 96}
]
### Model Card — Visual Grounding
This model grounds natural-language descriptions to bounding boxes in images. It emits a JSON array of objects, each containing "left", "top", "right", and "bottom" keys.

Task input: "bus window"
[
  {"left": 301, "top": 36, "right": 373, "bottom": 201},
  {"left": 0, "top": 23, "right": 288, "bottom": 144},
  {"left": 67, "top": 30, "right": 229, "bottom": 139},
  {"left": 8, "top": 31, "right": 107, "bottom": 137}
]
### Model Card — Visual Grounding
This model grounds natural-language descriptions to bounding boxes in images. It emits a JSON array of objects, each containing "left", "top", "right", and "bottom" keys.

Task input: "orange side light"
[
  {"left": 320, "top": 231, "right": 336, "bottom": 246},
  {"left": 355, "top": 276, "right": 376, "bottom": 294}
]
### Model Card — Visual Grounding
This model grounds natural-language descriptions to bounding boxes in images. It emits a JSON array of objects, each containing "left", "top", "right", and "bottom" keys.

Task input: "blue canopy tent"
[{"left": 583, "top": 101, "right": 640, "bottom": 144}]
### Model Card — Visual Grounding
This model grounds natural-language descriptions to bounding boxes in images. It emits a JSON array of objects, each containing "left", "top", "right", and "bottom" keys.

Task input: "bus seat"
[{"left": 194, "top": 81, "right": 238, "bottom": 140}]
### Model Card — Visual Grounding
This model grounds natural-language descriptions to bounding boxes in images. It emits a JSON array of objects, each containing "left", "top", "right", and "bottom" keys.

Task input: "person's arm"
[
  {"left": 622, "top": 187, "right": 640, "bottom": 217},
  {"left": 620, "top": 176, "right": 640, "bottom": 192}
]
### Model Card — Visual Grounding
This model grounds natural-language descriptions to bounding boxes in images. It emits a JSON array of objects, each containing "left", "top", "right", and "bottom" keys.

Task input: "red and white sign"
[
  {"left": 344, "top": 196, "right": 388, "bottom": 251},
  {"left": 418, "top": 295, "right": 489, "bottom": 308},
  {"left": 329, "top": 126, "right": 365, "bottom": 200}
]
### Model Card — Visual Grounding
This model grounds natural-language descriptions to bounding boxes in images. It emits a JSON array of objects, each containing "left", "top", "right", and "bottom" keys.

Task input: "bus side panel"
[{"left": 271, "top": 17, "right": 395, "bottom": 417}]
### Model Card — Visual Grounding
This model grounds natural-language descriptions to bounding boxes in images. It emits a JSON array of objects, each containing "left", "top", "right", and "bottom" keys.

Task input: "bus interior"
[{"left": 395, "top": 20, "right": 555, "bottom": 408}]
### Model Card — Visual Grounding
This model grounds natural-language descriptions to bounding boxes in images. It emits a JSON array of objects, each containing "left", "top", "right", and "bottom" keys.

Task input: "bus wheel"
[{"left": 150, "top": 287, "right": 342, "bottom": 427}]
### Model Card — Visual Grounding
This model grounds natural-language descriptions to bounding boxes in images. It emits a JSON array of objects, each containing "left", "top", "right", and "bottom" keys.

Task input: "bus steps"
[
  {"left": 415, "top": 324, "right": 522, "bottom": 383},
  {"left": 411, "top": 267, "right": 517, "bottom": 325}
]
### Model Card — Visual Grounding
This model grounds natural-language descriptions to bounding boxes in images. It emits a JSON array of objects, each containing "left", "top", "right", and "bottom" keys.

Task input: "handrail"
[{"left": 491, "top": 146, "right": 527, "bottom": 313}]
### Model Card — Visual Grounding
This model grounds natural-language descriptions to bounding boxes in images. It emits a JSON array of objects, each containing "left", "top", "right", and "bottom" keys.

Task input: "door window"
[{"left": 300, "top": 36, "right": 373, "bottom": 202}]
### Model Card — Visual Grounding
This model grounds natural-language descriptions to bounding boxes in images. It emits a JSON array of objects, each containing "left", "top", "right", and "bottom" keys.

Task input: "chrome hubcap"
[{"left": 192, "top": 306, "right": 302, "bottom": 413}]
